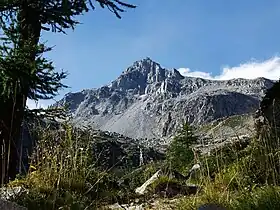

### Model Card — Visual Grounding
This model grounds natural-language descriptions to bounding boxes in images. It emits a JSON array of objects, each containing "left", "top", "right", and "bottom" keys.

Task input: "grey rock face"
[
  {"left": 55, "top": 57, "right": 274, "bottom": 140},
  {"left": 89, "top": 129, "right": 165, "bottom": 169}
]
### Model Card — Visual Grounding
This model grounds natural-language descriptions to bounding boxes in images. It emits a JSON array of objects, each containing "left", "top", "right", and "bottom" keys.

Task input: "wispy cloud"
[
  {"left": 178, "top": 56, "right": 280, "bottom": 80},
  {"left": 177, "top": 68, "right": 213, "bottom": 79}
]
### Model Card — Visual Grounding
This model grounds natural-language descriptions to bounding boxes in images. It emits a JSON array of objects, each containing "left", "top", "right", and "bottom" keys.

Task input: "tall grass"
[
  {"left": 5, "top": 109, "right": 280, "bottom": 210},
  {"left": 7, "top": 121, "right": 164, "bottom": 209},
  {"left": 8, "top": 122, "right": 116, "bottom": 209},
  {"left": 176, "top": 114, "right": 280, "bottom": 210}
]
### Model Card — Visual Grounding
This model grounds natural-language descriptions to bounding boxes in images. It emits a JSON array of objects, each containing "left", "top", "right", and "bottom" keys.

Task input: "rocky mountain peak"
[
  {"left": 56, "top": 58, "right": 275, "bottom": 141},
  {"left": 123, "top": 57, "right": 161, "bottom": 74},
  {"left": 110, "top": 58, "right": 185, "bottom": 95}
]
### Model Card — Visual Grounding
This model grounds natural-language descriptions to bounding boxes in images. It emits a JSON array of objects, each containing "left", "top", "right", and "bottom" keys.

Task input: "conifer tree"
[
  {"left": 0, "top": 0, "right": 136, "bottom": 184},
  {"left": 166, "top": 121, "right": 198, "bottom": 172}
]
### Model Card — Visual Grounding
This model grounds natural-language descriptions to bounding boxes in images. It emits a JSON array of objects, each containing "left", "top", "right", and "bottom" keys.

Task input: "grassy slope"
[
  {"left": 197, "top": 113, "right": 254, "bottom": 138},
  {"left": 5, "top": 114, "right": 280, "bottom": 210}
]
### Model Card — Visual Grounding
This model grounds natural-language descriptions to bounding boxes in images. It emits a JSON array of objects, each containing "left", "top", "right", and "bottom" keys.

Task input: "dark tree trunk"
[
  {"left": 0, "top": 2, "right": 41, "bottom": 185},
  {"left": 0, "top": 95, "right": 26, "bottom": 184}
]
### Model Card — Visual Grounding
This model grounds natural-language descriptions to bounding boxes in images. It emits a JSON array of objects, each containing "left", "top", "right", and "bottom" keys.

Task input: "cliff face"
[{"left": 56, "top": 57, "right": 274, "bottom": 140}]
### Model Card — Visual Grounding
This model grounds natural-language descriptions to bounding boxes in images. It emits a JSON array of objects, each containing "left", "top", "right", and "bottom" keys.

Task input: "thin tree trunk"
[{"left": 0, "top": 95, "right": 25, "bottom": 184}]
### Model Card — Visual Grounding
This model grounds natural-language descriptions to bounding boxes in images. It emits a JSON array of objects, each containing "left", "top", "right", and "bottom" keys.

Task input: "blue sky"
[{"left": 28, "top": 0, "right": 280, "bottom": 108}]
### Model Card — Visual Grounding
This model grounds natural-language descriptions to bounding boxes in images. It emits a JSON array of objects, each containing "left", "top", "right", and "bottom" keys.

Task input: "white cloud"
[
  {"left": 178, "top": 56, "right": 280, "bottom": 81},
  {"left": 177, "top": 67, "right": 213, "bottom": 79}
]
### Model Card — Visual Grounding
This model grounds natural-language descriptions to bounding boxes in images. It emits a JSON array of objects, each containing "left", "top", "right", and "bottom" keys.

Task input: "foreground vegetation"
[
  {"left": 6, "top": 121, "right": 166, "bottom": 209},
  {"left": 175, "top": 122, "right": 280, "bottom": 209},
  {"left": 0, "top": 1, "right": 279, "bottom": 209},
  {"left": 0, "top": 115, "right": 278, "bottom": 210}
]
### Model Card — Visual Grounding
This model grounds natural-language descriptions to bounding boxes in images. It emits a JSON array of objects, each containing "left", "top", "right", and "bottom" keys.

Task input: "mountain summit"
[
  {"left": 56, "top": 58, "right": 274, "bottom": 140},
  {"left": 110, "top": 57, "right": 184, "bottom": 94}
]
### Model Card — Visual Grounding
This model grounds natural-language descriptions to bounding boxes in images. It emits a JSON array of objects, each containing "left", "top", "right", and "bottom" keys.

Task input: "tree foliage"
[
  {"left": 166, "top": 122, "right": 198, "bottom": 172},
  {"left": 0, "top": 25, "right": 68, "bottom": 102},
  {"left": 0, "top": 0, "right": 136, "bottom": 184},
  {"left": 0, "top": 0, "right": 136, "bottom": 33},
  {"left": 0, "top": 0, "right": 136, "bottom": 101}
]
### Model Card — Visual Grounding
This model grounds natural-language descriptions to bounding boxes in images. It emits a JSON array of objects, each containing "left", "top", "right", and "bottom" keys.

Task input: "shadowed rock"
[
  {"left": 0, "top": 199, "right": 27, "bottom": 210},
  {"left": 154, "top": 182, "right": 198, "bottom": 198},
  {"left": 198, "top": 203, "right": 227, "bottom": 210},
  {"left": 255, "top": 80, "right": 280, "bottom": 140}
]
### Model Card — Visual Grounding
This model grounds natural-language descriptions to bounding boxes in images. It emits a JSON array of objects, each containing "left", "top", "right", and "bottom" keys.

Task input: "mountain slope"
[{"left": 56, "top": 57, "right": 274, "bottom": 140}]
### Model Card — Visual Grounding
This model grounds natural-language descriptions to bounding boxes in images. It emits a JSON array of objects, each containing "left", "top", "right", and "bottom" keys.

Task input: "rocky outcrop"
[
  {"left": 55, "top": 57, "right": 274, "bottom": 141},
  {"left": 89, "top": 129, "right": 165, "bottom": 169},
  {"left": 255, "top": 80, "right": 280, "bottom": 140}
]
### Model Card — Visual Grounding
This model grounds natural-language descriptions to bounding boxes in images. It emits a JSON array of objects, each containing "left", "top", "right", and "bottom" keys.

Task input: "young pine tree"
[{"left": 167, "top": 121, "right": 198, "bottom": 172}]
